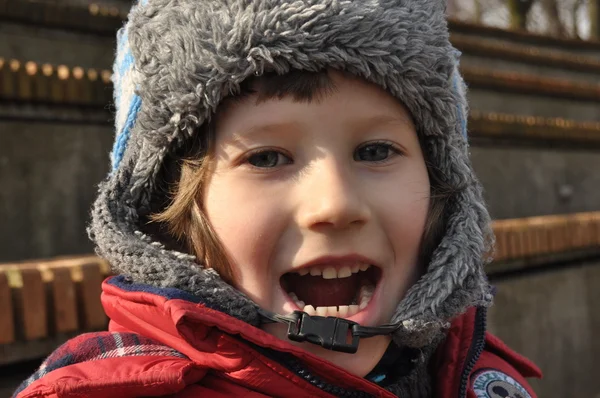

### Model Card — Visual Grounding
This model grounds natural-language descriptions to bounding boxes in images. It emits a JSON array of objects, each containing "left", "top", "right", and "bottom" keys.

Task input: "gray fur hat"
[{"left": 91, "top": 0, "right": 493, "bottom": 348}]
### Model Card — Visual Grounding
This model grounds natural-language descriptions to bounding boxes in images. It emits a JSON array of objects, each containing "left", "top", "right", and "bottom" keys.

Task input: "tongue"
[{"left": 284, "top": 273, "right": 360, "bottom": 308}]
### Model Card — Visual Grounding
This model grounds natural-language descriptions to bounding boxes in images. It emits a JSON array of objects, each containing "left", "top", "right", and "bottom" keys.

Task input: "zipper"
[
  {"left": 244, "top": 339, "right": 375, "bottom": 398},
  {"left": 283, "top": 354, "right": 376, "bottom": 398},
  {"left": 457, "top": 306, "right": 487, "bottom": 398}
]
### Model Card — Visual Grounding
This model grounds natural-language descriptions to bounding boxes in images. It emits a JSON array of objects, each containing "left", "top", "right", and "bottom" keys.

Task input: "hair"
[{"left": 150, "top": 70, "right": 456, "bottom": 285}]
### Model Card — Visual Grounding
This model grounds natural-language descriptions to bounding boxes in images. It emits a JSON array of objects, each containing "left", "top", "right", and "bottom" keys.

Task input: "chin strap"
[{"left": 258, "top": 309, "right": 401, "bottom": 354}]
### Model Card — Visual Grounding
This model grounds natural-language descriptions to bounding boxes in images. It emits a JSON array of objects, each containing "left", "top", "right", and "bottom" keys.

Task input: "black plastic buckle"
[{"left": 286, "top": 311, "right": 360, "bottom": 353}]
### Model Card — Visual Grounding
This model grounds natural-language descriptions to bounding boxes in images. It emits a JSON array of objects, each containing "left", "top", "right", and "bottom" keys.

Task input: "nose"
[{"left": 296, "top": 159, "right": 370, "bottom": 230}]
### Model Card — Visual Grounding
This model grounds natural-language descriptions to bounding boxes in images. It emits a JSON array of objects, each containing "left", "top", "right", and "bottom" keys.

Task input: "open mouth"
[{"left": 280, "top": 262, "right": 382, "bottom": 318}]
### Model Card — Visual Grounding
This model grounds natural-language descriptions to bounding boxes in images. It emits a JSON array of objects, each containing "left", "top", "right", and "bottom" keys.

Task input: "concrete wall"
[
  {"left": 0, "top": 121, "right": 113, "bottom": 262},
  {"left": 471, "top": 146, "right": 600, "bottom": 219},
  {"left": 488, "top": 260, "right": 600, "bottom": 397}
]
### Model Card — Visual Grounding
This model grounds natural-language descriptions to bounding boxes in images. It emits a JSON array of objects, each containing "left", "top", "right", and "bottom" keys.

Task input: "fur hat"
[{"left": 91, "top": 0, "right": 494, "bottom": 348}]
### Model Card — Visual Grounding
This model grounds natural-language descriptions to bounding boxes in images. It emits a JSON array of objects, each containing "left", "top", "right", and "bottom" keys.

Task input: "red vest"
[{"left": 15, "top": 277, "right": 541, "bottom": 398}]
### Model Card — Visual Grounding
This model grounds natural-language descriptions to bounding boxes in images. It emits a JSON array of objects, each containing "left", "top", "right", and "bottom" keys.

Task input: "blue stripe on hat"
[
  {"left": 112, "top": 94, "right": 141, "bottom": 170},
  {"left": 115, "top": 51, "right": 135, "bottom": 105},
  {"left": 452, "top": 71, "right": 468, "bottom": 139},
  {"left": 114, "top": 28, "right": 132, "bottom": 105},
  {"left": 111, "top": 7, "right": 142, "bottom": 171},
  {"left": 119, "top": 52, "right": 135, "bottom": 79}
]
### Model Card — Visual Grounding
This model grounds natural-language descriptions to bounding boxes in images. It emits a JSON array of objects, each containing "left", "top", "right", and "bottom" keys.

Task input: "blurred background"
[{"left": 0, "top": 0, "right": 599, "bottom": 396}]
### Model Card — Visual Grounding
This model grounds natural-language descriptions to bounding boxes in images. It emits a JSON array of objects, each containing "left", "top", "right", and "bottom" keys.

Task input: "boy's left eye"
[
  {"left": 354, "top": 142, "right": 401, "bottom": 162},
  {"left": 246, "top": 150, "right": 292, "bottom": 168}
]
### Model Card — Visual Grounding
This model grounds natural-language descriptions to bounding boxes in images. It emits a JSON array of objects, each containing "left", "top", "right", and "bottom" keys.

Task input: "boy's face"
[{"left": 204, "top": 71, "right": 430, "bottom": 375}]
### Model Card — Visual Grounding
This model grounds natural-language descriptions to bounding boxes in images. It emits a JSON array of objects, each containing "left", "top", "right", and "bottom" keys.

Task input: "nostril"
[
  {"left": 304, "top": 210, "right": 369, "bottom": 231},
  {"left": 297, "top": 181, "right": 370, "bottom": 229}
]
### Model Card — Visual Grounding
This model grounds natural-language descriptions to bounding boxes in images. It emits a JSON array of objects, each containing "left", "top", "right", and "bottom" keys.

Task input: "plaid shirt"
[{"left": 13, "top": 332, "right": 187, "bottom": 397}]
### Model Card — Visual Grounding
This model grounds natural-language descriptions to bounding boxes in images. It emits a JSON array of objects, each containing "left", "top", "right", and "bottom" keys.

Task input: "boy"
[{"left": 15, "top": 1, "right": 541, "bottom": 397}]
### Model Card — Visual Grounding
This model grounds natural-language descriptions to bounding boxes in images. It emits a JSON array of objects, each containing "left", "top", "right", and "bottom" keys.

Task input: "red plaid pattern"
[{"left": 13, "top": 332, "right": 186, "bottom": 397}]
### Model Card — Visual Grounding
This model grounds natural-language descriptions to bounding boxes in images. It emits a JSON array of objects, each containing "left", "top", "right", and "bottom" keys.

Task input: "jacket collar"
[
  {"left": 102, "top": 276, "right": 397, "bottom": 397},
  {"left": 431, "top": 306, "right": 542, "bottom": 398},
  {"left": 102, "top": 276, "right": 539, "bottom": 398}
]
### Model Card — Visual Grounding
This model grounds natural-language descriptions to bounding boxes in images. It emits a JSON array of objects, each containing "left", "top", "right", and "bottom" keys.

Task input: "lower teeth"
[
  {"left": 304, "top": 304, "right": 360, "bottom": 317},
  {"left": 290, "top": 283, "right": 375, "bottom": 318},
  {"left": 358, "top": 284, "right": 375, "bottom": 309}
]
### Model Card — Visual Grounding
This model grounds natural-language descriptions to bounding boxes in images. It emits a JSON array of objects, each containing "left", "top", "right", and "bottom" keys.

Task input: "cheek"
[
  {"left": 203, "top": 176, "right": 287, "bottom": 291},
  {"left": 377, "top": 174, "right": 430, "bottom": 313},
  {"left": 389, "top": 199, "right": 429, "bottom": 266},
  {"left": 377, "top": 174, "right": 430, "bottom": 261}
]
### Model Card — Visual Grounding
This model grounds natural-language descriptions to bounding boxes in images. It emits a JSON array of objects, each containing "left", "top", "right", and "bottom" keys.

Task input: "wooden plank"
[
  {"left": 593, "top": 214, "right": 600, "bottom": 245},
  {"left": 0, "top": 59, "right": 16, "bottom": 100},
  {"left": 76, "top": 262, "right": 107, "bottom": 330},
  {"left": 524, "top": 224, "right": 537, "bottom": 256},
  {"left": 0, "top": 272, "right": 15, "bottom": 344},
  {"left": 535, "top": 221, "right": 548, "bottom": 255},
  {"left": 51, "top": 267, "right": 78, "bottom": 333},
  {"left": 522, "top": 224, "right": 534, "bottom": 257},
  {"left": 18, "top": 268, "right": 47, "bottom": 340},
  {"left": 16, "top": 63, "right": 33, "bottom": 100},
  {"left": 507, "top": 226, "right": 521, "bottom": 259}
]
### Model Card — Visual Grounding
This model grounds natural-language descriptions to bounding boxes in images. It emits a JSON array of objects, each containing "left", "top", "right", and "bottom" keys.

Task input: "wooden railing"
[
  {"left": 3, "top": 53, "right": 600, "bottom": 116},
  {"left": 493, "top": 211, "right": 600, "bottom": 262},
  {"left": 0, "top": 58, "right": 112, "bottom": 106},
  {"left": 0, "top": 0, "right": 123, "bottom": 35},
  {"left": 452, "top": 33, "right": 600, "bottom": 74},
  {"left": 469, "top": 111, "right": 600, "bottom": 147},
  {"left": 4, "top": 56, "right": 600, "bottom": 113},
  {"left": 448, "top": 19, "right": 600, "bottom": 51},
  {"left": 462, "top": 66, "right": 600, "bottom": 102}
]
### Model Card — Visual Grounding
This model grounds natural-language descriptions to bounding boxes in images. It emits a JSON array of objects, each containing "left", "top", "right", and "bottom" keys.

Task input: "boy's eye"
[
  {"left": 354, "top": 142, "right": 400, "bottom": 162},
  {"left": 247, "top": 150, "right": 292, "bottom": 168}
]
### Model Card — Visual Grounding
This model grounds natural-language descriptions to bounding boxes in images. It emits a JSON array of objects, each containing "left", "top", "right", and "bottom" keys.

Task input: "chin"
[{"left": 265, "top": 320, "right": 392, "bottom": 377}]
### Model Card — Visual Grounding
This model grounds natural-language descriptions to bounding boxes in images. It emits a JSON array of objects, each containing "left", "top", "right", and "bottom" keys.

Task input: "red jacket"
[{"left": 15, "top": 276, "right": 541, "bottom": 398}]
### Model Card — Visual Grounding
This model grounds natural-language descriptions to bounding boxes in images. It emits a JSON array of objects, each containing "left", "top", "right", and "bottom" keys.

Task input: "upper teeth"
[{"left": 296, "top": 263, "right": 370, "bottom": 279}]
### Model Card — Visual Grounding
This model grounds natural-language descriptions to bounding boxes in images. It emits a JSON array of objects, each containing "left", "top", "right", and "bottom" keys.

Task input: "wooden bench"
[{"left": 0, "top": 256, "right": 110, "bottom": 365}]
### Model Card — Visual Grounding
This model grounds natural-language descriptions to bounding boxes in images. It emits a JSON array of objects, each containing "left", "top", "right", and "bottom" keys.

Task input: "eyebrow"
[
  {"left": 352, "top": 114, "right": 415, "bottom": 130},
  {"left": 226, "top": 121, "right": 305, "bottom": 145},
  {"left": 225, "top": 113, "right": 415, "bottom": 145}
]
